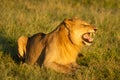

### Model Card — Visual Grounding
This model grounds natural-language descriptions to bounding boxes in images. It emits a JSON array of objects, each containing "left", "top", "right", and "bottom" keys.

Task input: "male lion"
[{"left": 18, "top": 18, "right": 97, "bottom": 73}]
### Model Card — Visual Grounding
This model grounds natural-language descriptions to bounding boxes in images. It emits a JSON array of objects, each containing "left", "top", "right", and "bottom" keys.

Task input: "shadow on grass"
[{"left": 0, "top": 32, "right": 20, "bottom": 64}]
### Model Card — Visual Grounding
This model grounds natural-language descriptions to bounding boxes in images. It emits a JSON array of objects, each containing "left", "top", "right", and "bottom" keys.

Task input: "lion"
[{"left": 17, "top": 18, "right": 97, "bottom": 73}]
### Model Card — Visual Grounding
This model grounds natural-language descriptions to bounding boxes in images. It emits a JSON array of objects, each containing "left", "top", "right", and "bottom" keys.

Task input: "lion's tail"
[{"left": 17, "top": 36, "right": 28, "bottom": 59}]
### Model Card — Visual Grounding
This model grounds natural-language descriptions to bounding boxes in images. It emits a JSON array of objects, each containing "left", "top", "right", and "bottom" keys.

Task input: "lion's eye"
[
  {"left": 82, "top": 24, "right": 89, "bottom": 27},
  {"left": 84, "top": 25, "right": 88, "bottom": 27},
  {"left": 81, "top": 23, "right": 90, "bottom": 27}
]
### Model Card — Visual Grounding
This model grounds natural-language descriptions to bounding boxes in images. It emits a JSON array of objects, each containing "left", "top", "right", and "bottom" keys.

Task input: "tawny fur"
[
  {"left": 17, "top": 18, "right": 97, "bottom": 73},
  {"left": 17, "top": 36, "right": 28, "bottom": 58}
]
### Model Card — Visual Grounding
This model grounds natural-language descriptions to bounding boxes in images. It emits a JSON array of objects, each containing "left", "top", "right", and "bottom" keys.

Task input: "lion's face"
[{"left": 64, "top": 18, "right": 97, "bottom": 46}]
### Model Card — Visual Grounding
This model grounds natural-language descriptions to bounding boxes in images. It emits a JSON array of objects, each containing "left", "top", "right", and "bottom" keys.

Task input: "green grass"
[{"left": 0, "top": 0, "right": 120, "bottom": 80}]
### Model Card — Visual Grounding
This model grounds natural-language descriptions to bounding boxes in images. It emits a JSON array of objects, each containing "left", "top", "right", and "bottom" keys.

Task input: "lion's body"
[{"left": 17, "top": 18, "right": 97, "bottom": 73}]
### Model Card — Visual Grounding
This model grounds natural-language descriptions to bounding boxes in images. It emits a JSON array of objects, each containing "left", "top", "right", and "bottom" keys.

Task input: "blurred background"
[{"left": 0, "top": 0, "right": 120, "bottom": 80}]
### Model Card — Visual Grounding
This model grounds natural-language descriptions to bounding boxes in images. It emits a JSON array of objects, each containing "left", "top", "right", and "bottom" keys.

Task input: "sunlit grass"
[{"left": 0, "top": 0, "right": 120, "bottom": 80}]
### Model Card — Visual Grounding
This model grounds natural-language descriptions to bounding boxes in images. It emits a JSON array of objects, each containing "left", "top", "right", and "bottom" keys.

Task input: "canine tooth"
[
  {"left": 91, "top": 33, "right": 95, "bottom": 38},
  {"left": 92, "top": 33, "right": 94, "bottom": 37},
  {"left": 90, "top": 33, "right": 92, "bottom": 37},
  {"left": 93, "top": 33, "right": 95, "bottom": 36}
]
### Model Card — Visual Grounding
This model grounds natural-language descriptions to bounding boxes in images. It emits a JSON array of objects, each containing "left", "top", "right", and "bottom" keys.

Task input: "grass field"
[{"left": 0, "top": 0, "right": 120, "bottom": 80}]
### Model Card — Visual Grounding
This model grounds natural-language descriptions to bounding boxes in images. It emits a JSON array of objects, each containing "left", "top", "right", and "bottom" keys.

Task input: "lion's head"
[{"left": 64, "top": 18, "right": 97, "bottom": 46}]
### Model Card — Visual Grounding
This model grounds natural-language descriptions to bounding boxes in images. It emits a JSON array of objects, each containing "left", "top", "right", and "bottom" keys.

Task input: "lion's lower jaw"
[{"left": 83, "top": 41, "right": 92, "bottom": 46}]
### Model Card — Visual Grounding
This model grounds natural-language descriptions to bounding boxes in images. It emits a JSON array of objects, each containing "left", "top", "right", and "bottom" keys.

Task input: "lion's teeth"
[
  {"left": 90, "top": 33, "right": 92, "bottom": 37},
  {"left": 92, "top": 33, "right": 94, "bottom": 38},
  {"left": 93, "top": 33, "right": 95, "bottom": 36},
  {"left": 90, "top": 33, "right": 95, "bottom": 38}
]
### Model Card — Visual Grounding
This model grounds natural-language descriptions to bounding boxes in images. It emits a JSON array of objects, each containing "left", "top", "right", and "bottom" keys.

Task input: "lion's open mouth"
[{"left": 82, "top": 32, "right": 95, "bottom": 45}]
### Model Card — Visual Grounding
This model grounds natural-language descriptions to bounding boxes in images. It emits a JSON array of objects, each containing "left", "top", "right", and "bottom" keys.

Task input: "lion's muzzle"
[{"left": 82, "top": 29, "right": 97, "bottom": 45}]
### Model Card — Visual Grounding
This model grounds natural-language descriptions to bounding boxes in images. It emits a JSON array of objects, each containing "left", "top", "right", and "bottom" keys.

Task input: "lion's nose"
[{"left": 94, "top": 28, "right": 97, "bottom": 32}]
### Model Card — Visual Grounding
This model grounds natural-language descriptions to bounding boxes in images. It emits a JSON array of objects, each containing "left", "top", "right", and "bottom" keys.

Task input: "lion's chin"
[{"left": 82, "top": 41, "right": 92, "bottom": 45}]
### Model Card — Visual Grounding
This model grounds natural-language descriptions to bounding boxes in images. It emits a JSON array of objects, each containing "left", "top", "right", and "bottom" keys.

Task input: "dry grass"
[{"left": 0, "top": 0, "right": 120, "bottom": 80}]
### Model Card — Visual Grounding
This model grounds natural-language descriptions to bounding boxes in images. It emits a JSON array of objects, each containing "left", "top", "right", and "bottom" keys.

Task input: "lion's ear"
[
  {"left": 64, "top": 18, "right": 74, "bottom": 29},
  {"left": 73, "top": 16, "right": 78, "bottom": 19}
]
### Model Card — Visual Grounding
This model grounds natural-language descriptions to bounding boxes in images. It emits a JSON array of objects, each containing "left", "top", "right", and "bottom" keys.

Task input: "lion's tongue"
[{"left": 83, "top": 34, "right": 93, "bottom": 42}]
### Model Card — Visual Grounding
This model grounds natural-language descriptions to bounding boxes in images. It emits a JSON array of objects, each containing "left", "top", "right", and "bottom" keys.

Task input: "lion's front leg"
[
  {"left": 68, "top": 63, "right": 80, "bottom": 71},
  {"left": 44, "top": 62, "right": 75, "bottom": 74}
]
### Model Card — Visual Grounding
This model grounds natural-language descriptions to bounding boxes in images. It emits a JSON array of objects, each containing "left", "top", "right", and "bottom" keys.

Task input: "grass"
[{"left": 0, "top": 0, "right": 120, "bottom": 80}]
